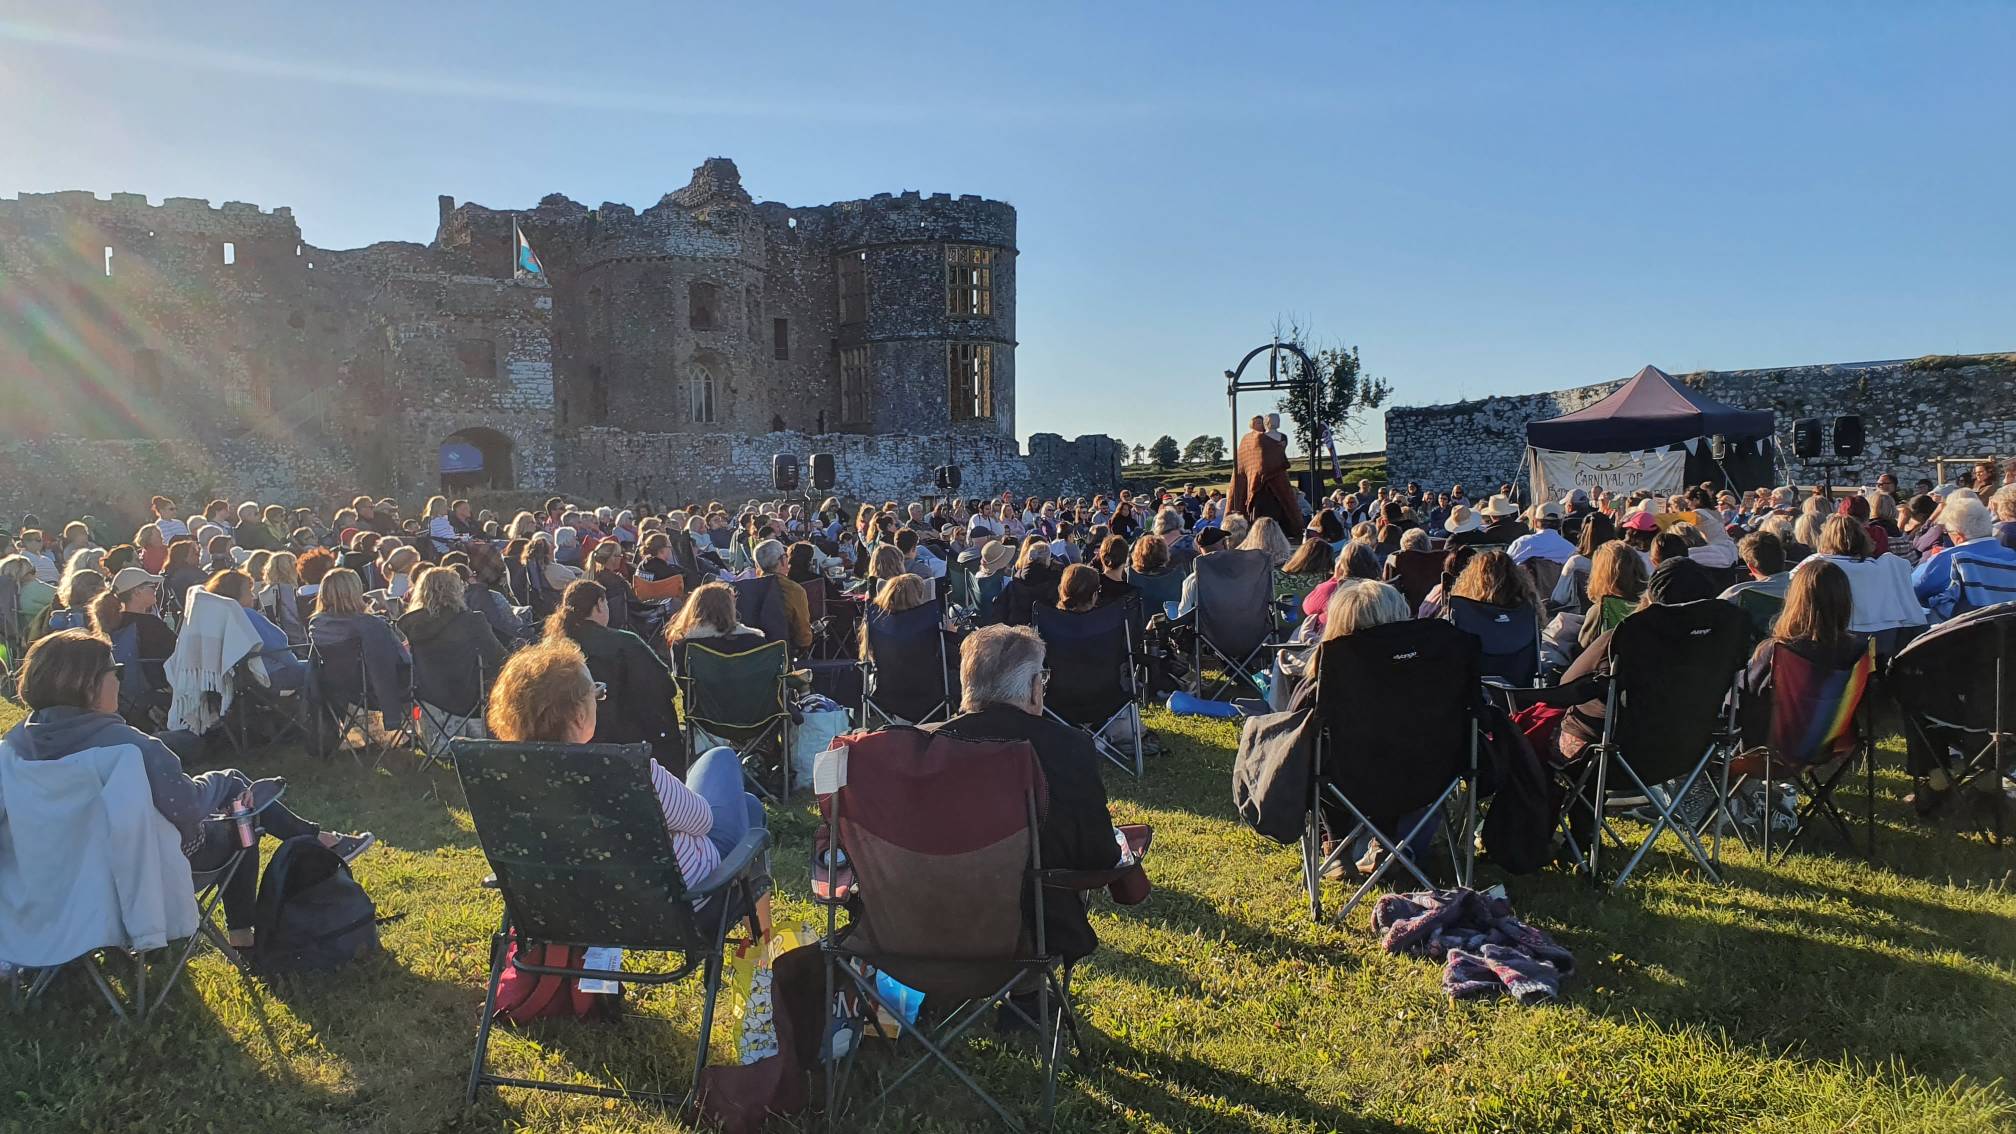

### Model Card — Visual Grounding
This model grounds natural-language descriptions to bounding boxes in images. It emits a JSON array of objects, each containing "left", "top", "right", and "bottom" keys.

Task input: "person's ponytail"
[
  {"left": 89, "top": 590, "right": 125, "bottom": 638},
  {"left": 542, "top": 579, "right": 605, "bottom": 643}
]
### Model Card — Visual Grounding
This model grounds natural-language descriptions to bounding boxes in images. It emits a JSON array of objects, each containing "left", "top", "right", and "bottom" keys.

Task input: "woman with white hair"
[
  {"left": 552, "top": 525, "right": 583, "bottom": 568},
  {"left": 1912, "top": 495, "right": 2016, "bottom": 620}
]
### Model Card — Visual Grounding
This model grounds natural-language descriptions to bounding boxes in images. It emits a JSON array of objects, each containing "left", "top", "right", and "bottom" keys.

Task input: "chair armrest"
[{"left": 688, "top": 829, "right": 771, "bottom": 898}]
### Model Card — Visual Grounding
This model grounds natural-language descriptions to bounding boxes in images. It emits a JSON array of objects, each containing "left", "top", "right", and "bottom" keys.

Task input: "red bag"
[{"left": 492, "top": 940, "right": 609, "bottom": 1023}]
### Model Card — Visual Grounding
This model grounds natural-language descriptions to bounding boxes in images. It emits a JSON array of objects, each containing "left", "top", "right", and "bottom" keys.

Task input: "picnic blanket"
[{"left": 1369, "top": 887, "right": 1575, "bottom": 1005}]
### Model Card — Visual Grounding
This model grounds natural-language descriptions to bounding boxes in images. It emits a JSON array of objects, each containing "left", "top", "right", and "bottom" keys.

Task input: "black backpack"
[
  {"left": 253, "top": 836, "right": 380, "bottom": 973},
  {"left": 1477, "top": 702, "right": 1557, "bottom": 875}
]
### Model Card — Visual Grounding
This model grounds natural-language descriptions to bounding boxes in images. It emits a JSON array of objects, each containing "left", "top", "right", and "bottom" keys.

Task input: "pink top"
[{"left": 649, "top": 759, "right": 719, "bottom": 893}]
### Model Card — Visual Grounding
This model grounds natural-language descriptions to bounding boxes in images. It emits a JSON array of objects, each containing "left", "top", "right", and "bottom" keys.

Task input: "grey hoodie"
[{"left": 2, "top": 707, "right": 208, "bottom": 845}]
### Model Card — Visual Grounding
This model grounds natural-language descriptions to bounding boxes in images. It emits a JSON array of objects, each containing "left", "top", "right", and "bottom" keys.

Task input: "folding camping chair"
[
  {"left": 222, "top": 644, "right": 312, "bottom": 758},
  {"left": 410, "top": 648, "right": 488, "bottom": 772},
  {"left": 1444, "top": 595, "right": 1543, "bottom": 687},
  {"left": 1124, "top": 567, "right": 1187, "bottom": 621},
  {"left": 1525, "top": 559, "right": 1566, "bottom": 611},
  {"left": 455, "top": 740, "right": 768, "bottom": 1108},
  {"left": 1722, "top": 638, "right": 1876, "bottom": 862},
  {"left": 1033, "top": 600, "right": 1144, "bottom": 777},
  {"left": 678, "top": 639, "right": 796, "bottom": 801},
  {"left": 1598, "top": 594, "right": 1636, "bottom": 635},
  {"left": 1302, "top": 620, "right": 1483, "bottom": 922},
  {"left": 305, "top": 637, "right": 414, "bottom": 767},
  {"left": 1186, "top": 549, "right": 1276, "bottom": 701},
  {"left": 1889, "top": 602, "right": 2016, "bottom": 845},
  {"left": 1549, "top": 599, "right": 1752, "bottom": 892},
  {"left": 859, "top": 598, "right": 954, "bottom": 727},
  {"left": 813, "top": 728, "right": 1079, "bottom": 1133},
  {"left": 4, "top": 754, "right": 281, "bottom": 1027},
  {"left": 1734, "top": 587, "right": 1785, "bottom": 643}
]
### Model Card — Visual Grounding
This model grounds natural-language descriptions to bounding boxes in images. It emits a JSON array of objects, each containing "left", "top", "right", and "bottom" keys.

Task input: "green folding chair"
[
  {"left": 456, "top": 739, "right": 769, "bottom": 1109},
  {"left": 1599, "top": 594, "right": 1636, "bottom": 635},
  {"left": 679, "top": 639, "right": 796, "bottom": 801},
  {"left": 1735, "top": 587, "right": 1785, "bottom": 643}
]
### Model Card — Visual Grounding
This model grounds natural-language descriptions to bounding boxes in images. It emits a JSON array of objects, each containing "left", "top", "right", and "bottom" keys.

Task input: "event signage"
[{"left": 1530, "top": 445, "right": 1687, "bottom": 503}]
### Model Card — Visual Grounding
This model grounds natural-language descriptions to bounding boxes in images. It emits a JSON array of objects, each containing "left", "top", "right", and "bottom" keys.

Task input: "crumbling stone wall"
[
  {"left": 1386, "top": 357, "right": 2016, "bottom": 490},
  {"left": 0, "top": 158, "right": 1108, "bottom": 523},
  {"left": 563, "top": 430, "right": 1117, "bottom": 508}
]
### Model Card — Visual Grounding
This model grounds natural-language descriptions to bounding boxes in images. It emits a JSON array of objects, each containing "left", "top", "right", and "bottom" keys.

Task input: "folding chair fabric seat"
[
  {"left": 860, "top": 600, "right": 953, "bottom": 725},
  {"left": 455, "top": 739, "right": 768, "bottom": 1106},
  {"left": 1444, "top": 596, "right": 1542, "bottom": 686},
  {"left": 680, "top": 639, "right": 795, "bottom": 797},
  {"left": 1033, "top": 600, "right": 1143, "bottom": 776},
  {"left": 1189, "top": 549, "right": 1276, "bottom": 700}
]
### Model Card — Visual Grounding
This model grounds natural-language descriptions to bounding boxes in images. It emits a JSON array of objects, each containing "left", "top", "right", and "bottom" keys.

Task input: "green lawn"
[{"left": 4, "top": 700, "right": 2015, "bottom": 1133}]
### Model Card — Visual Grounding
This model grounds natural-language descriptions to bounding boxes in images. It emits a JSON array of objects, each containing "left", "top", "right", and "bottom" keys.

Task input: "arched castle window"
[
  {"left": 688, "top": 364, "right": 717, "bottom": 424},
  {"left": 689, "top": 281, "right": 718, "bottom": 331}
]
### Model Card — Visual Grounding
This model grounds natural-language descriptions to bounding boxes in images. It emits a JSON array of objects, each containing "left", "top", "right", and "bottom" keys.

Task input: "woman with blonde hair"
[
  {"left": 485, "top": 638, "right": 770, "bottom": 923},
  {"left": 1319, "top": 578, "right": 1414, "bottom": 643},
  {"left": 1578, "top": 540, "right": 1650, "bottom": 648},
  {"left": 1239, "top": 516, "right": 1294, "bottom": 569},
  {"left": 306, "top": 568, "right": 412, "bottom": 731},
  {"left": 1448, "top": 548, "right": 1539, "bottom": 611},
  {"left": 992, "top": 535, "right": 1063, "bottom": 625},
  {"left": 382, "top": 544, "right": 423, "bottom": 602},
  {"left": 263, "top": 550, "right": 305, "bottom": 642},
  {"left": 867, "top": 543, "right": 907, "bottom": 583},
  {"left": 858, "top": 572, "right": 935, "bottom": 656},
  {"left": 663, "top": 581, "right": 765, "bottom": 672}
]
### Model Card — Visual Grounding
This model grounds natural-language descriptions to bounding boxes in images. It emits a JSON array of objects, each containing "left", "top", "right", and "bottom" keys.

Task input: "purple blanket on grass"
[{"left": 1369, "top": 888, "right": 1575, "bottom": 1005}]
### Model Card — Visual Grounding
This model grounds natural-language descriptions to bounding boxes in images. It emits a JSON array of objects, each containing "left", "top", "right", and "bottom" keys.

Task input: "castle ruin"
[{"left": 0, "top": 158, "right": 1119, "bottom": 521}]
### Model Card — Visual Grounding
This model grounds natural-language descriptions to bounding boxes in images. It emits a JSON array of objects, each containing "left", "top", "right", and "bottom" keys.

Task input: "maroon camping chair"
[{"left": 812, "top": 727, "right": 1079, "bottom": 1132}]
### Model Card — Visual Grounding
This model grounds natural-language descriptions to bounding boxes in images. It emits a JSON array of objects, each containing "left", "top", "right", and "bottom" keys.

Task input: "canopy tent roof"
[{"left": 1525, "top": 365, "right": 1775, "bottom": 452}]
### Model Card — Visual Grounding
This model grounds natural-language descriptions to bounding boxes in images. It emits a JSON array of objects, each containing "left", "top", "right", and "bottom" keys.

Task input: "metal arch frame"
[{"left": 1225, "top": 340, "right": 1325, "bottom": 498}]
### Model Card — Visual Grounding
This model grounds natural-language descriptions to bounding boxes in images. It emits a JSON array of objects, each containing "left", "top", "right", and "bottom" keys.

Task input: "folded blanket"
[{"left": 1370, "top": 887, "right": 1574, "bottom": 1004}]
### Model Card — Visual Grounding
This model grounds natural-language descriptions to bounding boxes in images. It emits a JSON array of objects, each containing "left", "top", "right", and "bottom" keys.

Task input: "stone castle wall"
[
  {"left": 0, "top": 159, "right": 1109, "bottom": 525},
  {"left": 1385, "top": 356, "right": 2016, "bottom": 490}
]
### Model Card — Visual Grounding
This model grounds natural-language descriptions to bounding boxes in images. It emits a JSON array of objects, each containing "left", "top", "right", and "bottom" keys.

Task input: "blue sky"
[{"left": 4, "top": 3, "right": 2011, "bottom": 452}]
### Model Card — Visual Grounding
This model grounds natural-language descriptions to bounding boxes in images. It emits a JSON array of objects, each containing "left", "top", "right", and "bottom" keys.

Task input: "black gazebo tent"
[{"left": 1526, "top": 365, "right": 1776, "bottom": 491}]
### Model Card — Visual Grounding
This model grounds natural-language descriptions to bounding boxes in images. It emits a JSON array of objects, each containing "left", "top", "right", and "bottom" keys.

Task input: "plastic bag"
[
  {"left": 792, "top": 704, "right": 851, "bottom": 786},
  {"left": 725, "top": 922, "right": 819, "bottom": 1064}
]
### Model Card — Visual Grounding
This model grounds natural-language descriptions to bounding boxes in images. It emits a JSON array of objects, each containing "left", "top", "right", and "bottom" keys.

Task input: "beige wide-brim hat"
[
  {"left": 1479, "top": 494, "right": 1520, "bottom": 517},
  {"left": 1444, "top": 506, "right": 1482, "bottom": 534},
  {"left": 979, "top": 540, "right": 1014, "bottom": 573}
]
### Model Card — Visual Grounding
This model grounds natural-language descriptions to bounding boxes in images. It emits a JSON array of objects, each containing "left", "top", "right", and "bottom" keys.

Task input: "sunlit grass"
[{"left": 2, "top": 699, "right": 2012, "bottom": 1133}]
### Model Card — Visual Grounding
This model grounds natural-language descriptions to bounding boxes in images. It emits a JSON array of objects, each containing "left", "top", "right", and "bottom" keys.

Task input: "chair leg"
[
  {"left": 1303, "top": 807, "right": 1323, "bottom": 923},
  {"left": 467, "top": 915, "right": 510, "bottom": 1106}
]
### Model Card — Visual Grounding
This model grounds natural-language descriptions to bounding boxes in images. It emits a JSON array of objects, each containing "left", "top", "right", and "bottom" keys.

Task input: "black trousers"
[{"left": 185, "top": 767, "right": 321, "bottom": 930}]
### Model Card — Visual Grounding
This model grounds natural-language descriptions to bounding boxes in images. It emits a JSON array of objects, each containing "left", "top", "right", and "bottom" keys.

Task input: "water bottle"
[{"left": 231, "top": 788, "right": 256, "bottom": 848}]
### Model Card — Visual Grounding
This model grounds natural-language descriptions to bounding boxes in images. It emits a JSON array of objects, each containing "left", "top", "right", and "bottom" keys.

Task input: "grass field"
[{"left": 3, "top": 699, "right": 2015, "bottom": 1134}]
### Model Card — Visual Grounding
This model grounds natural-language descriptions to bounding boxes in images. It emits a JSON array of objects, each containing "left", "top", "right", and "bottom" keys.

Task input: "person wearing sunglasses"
[{"left": 2, "top": 630, "right": 373, "bottom": 953}]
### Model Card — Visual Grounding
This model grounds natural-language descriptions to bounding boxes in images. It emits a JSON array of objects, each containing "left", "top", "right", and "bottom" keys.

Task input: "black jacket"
[
  {"left": 568, "top": 622, "right": 679, "bottom": 768},
  {"left": 398, "top": 607, "right": 506, "bottom": 715},
  {"left": 931, "top": 704, "right": 1121, "bottom": 962}
]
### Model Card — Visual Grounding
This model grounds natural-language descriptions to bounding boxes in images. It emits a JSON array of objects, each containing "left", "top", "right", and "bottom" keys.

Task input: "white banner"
[{"left": 1529, "top": 445, "right": 1688, "bottom": 505}]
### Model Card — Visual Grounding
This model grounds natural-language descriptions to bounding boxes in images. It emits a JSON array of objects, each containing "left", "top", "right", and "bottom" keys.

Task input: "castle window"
[
  {"left": 223, "top": 242, "right": 236, "bottom": 266},
  {"left": 457, "top": 339, "right": 497, "bottom": 381},
  {"left": 689, "top": 281, "right": 718, "bottom": 331},
  {"left": 588, "top": 364, "right": 609, "bottom": 423},
  {"left": 945, "top": 245, "right": 993, "bottom": 317},
  {"left": 840, "top": 345, "right": 871, "bottom": 425},
  {"left": 103, "top": 247, "right": 113, "bottom": 277},
  {"left": 948, "top": 343, "right": 993, "bottom": 422},
  {"left": 838, "top": 250, "right": 867, "bottom": 324},
  {"left": 134, "top": 348, "right": 163, "bottom": 398},
  {"left": 773, "top": 318, "right": 790, "bottom": 361},
  {"left": 688, "top": 364, "right": 717, "bottom": 424}
]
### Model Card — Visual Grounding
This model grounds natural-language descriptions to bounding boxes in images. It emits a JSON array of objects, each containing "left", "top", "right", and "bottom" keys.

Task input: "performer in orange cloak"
[{"left": 1228, "top": 415, "right": 1303, "bottom": 527}]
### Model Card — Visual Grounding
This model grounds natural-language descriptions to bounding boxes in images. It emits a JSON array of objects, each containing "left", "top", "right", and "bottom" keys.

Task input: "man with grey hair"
[
  {"left": 751, "top": 537, "right": 812, "bottom": 652},
  {"left": 1155, "top": 506, "right": 1197, "bottom": 570},
  {"left": 1912, "top": 496, "right": 2016, "bottom": 620},
  {"left": 931, "top": 625, "right": 1122, "bottom": 965}
]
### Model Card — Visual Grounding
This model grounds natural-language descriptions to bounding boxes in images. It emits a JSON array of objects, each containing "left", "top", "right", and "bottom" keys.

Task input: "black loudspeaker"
[
  {"left": 1833, "top": 415, "right": 1864, "bottom": 459},
  {"left": 1793, "top": 418, "right": 1824, "bottom": 460},
  {"left": 810, "top": 453, "right": 836, "bottom": 491},
  {"left": 935, "top": 465, "right": 962, "bottom": 492},
  {"left": 771, "top": 453, "right": 800, "bottom": 492}
]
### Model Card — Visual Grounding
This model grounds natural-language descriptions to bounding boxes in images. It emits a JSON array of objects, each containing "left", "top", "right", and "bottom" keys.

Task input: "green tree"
[
  {"left": 1131, "top": 442, "right": 1148, "bottom": 466},
  {"left": 1182, "top": 434, "right": 1227, "bottom": 464},
  {"left": 1150, "top": 435, "right": 1182, "bottom": 469},
  {"left": 1269, "top": 318, "right": 1392, "bottom": 458}
]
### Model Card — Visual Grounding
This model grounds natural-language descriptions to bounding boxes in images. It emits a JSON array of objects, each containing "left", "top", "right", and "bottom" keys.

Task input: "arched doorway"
[{"left": 440, "top": 427, "right": 515, "bottom": 491}]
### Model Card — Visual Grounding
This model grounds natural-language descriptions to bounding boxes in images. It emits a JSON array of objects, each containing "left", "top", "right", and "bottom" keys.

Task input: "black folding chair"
[
  {"left": 1550, "top": 599, "right": 1752, "bottom": 892},
  {"left": 305, "top": 636, "right": 414, "bottom": 767},
  {"left": 411, "top": 649, "right": 488, "bottom": 773},
  {"left": 1445, "top": 595, "right": 1543, "bottom": 688},
  {"left": 1188, "top": 549, "right": 1276, "bottom": 701},
  {"left": 1033, "top": 600, "right": 1144, "bottom": 777},
  {"left": 223, "top": 645, "right": 312, "bottom": 757},
  {"left": 1302, "top": 620, "right": 1483, "bottom": 921},
  {"left": 859, "top": 599, "right": 953, "bottom": 727},
  {"left": 1889, "top": 602, "right": 2016, "bottom": 844},
  {"left": 456, "top": 740, "right": 768, "bottom": 1109}
]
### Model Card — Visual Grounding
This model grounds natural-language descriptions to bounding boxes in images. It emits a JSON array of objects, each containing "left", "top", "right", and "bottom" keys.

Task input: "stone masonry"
[
  {"left": 0, "top": 159, "right": 1117, "bottom": 525},
  {"left": 1386, "top": 356, "right": 2016, "bottom": 491}
]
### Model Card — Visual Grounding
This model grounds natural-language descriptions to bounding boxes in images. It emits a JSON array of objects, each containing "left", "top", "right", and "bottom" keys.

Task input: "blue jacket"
[{"left": 1913, "top": 538, "right": 2016, "bottom": 620}]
